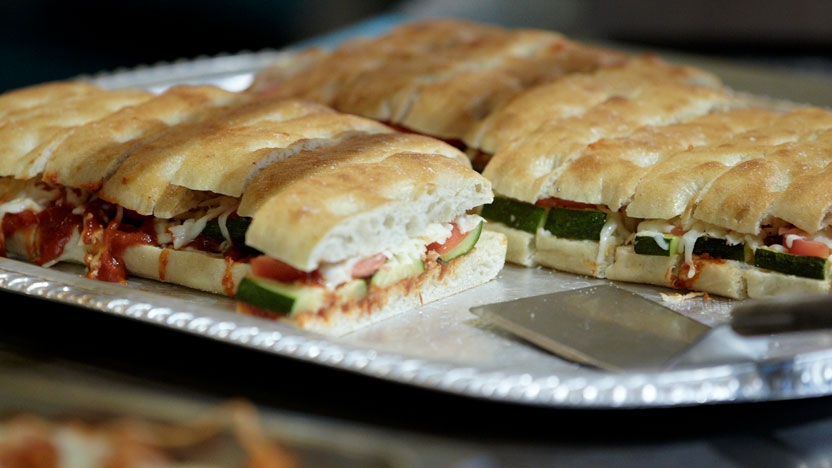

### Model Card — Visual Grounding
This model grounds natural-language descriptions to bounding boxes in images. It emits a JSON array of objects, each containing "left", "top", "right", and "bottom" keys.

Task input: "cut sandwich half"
[
  {"left": 233, "top": 135, "right": 505, "bottom": 334},
  {"left": 0, "top": 80, "right": 506, "bottom": 335}
]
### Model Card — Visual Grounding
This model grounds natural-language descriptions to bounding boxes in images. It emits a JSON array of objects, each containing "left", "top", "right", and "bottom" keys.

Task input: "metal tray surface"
[
  {"left": 5, "top": 18, "right": 832, "bottom": 409},
  {"left": 5, "top": 256, "right": 832, "bottom": 409}
]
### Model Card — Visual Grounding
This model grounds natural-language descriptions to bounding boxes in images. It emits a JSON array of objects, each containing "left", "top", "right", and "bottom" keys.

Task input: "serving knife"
[{"left": 470, "top": 284, "right": 832, "bottom": 372}]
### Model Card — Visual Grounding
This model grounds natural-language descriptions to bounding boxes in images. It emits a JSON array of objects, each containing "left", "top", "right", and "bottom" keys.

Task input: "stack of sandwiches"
[{"left": 249, "top": 18, "right": 832, "bottom": 300}]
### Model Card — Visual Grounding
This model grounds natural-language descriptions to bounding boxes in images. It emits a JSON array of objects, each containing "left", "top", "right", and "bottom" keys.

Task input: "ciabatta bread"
[{"left": 0, "top": 80, "right": 506, "bottom": 335}]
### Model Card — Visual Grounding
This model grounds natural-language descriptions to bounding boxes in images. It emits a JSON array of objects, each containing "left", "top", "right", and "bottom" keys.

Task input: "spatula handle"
[{"left": 730, "top": 293, "right": 832, "bottom": 335}]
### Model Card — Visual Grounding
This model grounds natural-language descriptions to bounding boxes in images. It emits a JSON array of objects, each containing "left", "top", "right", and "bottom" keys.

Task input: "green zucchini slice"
[
  {"left": 438, "top": 221, "right": 483, "bottom": 263},
  {"left": 371, "top": 258, "right": 426, "bottom": 288},
  {"left": 754, "top": 247, "right": 830, "bottom": 280},
  {"left": 634, "top": 234, "right": 681, "bottom": 256},
  {"left": 235, "top": 276, "right": 326, "bottom": 316},
  {"left": 479, "top": 196, "right": 546, "bottom": 234},
  {"left": 692, "top": 236, "right": 747, "bottom": 262},
  {"left": 543, "top": 207, "right": 607, "bottom": 241},
  {"left": 201, "top": 217, "right": 251, "bottom": 245},
  {"left": 236, "top": 277, "right": 369, "bottom": 316}
]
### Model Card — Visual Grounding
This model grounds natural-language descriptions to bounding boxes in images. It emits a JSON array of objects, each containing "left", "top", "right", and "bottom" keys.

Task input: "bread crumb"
[{"left": 660, "top": 291, "right": 705, "bottom": 304}]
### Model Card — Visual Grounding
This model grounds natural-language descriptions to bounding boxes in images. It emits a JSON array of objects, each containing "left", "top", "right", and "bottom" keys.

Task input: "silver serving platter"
[{"left": 5, "top": 16, "right": 832, "bottom": 409}]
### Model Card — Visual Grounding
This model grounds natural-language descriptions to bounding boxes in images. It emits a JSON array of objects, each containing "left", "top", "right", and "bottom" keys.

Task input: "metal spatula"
[{"left": 470, "top": 284, "right": 832, "bottom": 372}]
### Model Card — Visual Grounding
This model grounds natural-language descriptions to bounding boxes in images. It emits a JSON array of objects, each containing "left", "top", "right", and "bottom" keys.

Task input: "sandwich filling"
[
  {"left": 0, "top": 178, "right": 251, "bottom": 290},
  {"left": 0, "top": 176, "right": 492, "bottom": 320},
  {"left": 236, "top": 214, "right": 485, "bottom": 318}
]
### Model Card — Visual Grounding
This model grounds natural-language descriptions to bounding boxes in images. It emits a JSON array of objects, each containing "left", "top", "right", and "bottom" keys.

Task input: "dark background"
[
  {"left": 0, "top": 0, "right": 397, "bottom": 92},
  {"left": 2, "top": 0, "right": 832, "bottom": 94}
]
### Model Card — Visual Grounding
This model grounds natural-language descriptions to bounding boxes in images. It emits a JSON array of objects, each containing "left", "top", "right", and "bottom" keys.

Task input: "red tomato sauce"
[
  {"left": 2, "top": 204, "right": 80, "bottom": 266},
  {"left": 92, "top": 216, "right": 155, "bottom": 283}
]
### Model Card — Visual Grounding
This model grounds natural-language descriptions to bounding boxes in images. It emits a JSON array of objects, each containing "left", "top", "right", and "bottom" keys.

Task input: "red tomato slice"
[
  {"left": 351, "top": 253, "right": 387, "bottom": 278},
  {"left": 786, "top": 237, "right": 831, "bottom": 258},
  {"left": 670, "top": 226, "right": 687, "bottom": 236},
  {"left": 534, "top": 197, "right": 596, "bottom": 210},
  {"left": 250, "top": 255, "right": 306, "bottom": 282},
  {"left": 427, "top": 223, "right": 466, "bottom": 256}
]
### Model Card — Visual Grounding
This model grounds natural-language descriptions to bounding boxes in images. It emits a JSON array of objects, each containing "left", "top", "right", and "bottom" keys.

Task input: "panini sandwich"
[{"left": 0, "top": 81, "right": 506, "bottom": 335}]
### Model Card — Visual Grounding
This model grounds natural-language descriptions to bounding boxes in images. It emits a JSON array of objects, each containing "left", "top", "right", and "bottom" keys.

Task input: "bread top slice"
[
  {"left": 0, "top": 87, "right": 153, "bottom": 179},
  {"left": 42, "top": 85, "right": 245, "bottom": 191},
  {"left": 626, "top": 106, "right": 832, "bottom": 222},
  {"left": 0, "top": 81, "right": 104, "bottom": 121},
  {"left": 97, "top": 96, "right": 392, "bottom": 217},
  {"left": 171, "top": 110, "right": 394, "bottom": 198},
  {"left": 0, "top": 176, "right": 38, "bottom": 203},
  {"left": 466, "top": 55, "right": 725, "bottom": 154},
  {"left": 250, "top": 18, "right": 628, "bottom": 142},
  {"left": 321, "top": 19, "right": 524, "bottom": 121},
  {"left": 377, "top": 30, "right": 626, "bottom": 140},
  {"left": 692, "top": 127, "right": 832, "bottom": 235},
  {"left": 770, "top": 162, "right": 832, "bottom": 234},
  {"left": 550, "top": 107, "right": 784, "bottom": 211},
  {"left": 251, "top": 19, "right": 515, "bottom": 104},
  {"left": 243, "top": 47, "right": 330, "bottom": 95},
  {"left": 482, "top": 76, "right": 738, "bottom": 203},
  {"left": 239, "top": 132, "right": 487, "bottom": 271}
]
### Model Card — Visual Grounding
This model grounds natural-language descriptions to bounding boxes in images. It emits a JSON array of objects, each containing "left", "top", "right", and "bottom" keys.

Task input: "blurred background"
[{"left": 2, "top": 0, "right": 832, "bottom": 94}]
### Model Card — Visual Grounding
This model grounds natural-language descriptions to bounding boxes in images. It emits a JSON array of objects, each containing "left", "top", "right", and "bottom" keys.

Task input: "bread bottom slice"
[
  {"left": 745, "top": 268, "right": 830, "bottom": 298},
  {"left": 4, "top": 229, "right": 250, "bottom": 296},
  {"left": 122, "top": 245, "right": 251, "bottom": 297},
  {"left": 534, "top": 231, "right": 624, "bottom": 278},
  {"left": 484, "top": 220, "right": 625, "bottom": 278},
  {"left": 286, "top": 229, "right": 507, "bottom": 335},
  {"left": 443, "top": 220, "right": 829, "bottom": 301},
  {"left": 605, "top": 246, "right": 680, "bottom": 287},
  {"left": 606, "top": 246, "right": 749, "bottom": 299},
  {"left": 680, "top": 258, "right": 747, "bottom": 299},
  {"left": 483, "top": 222, "right": 537, "bottom": 267},
  {"left": 5, "top": 227, "right": 507, "bottom": 336}
]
